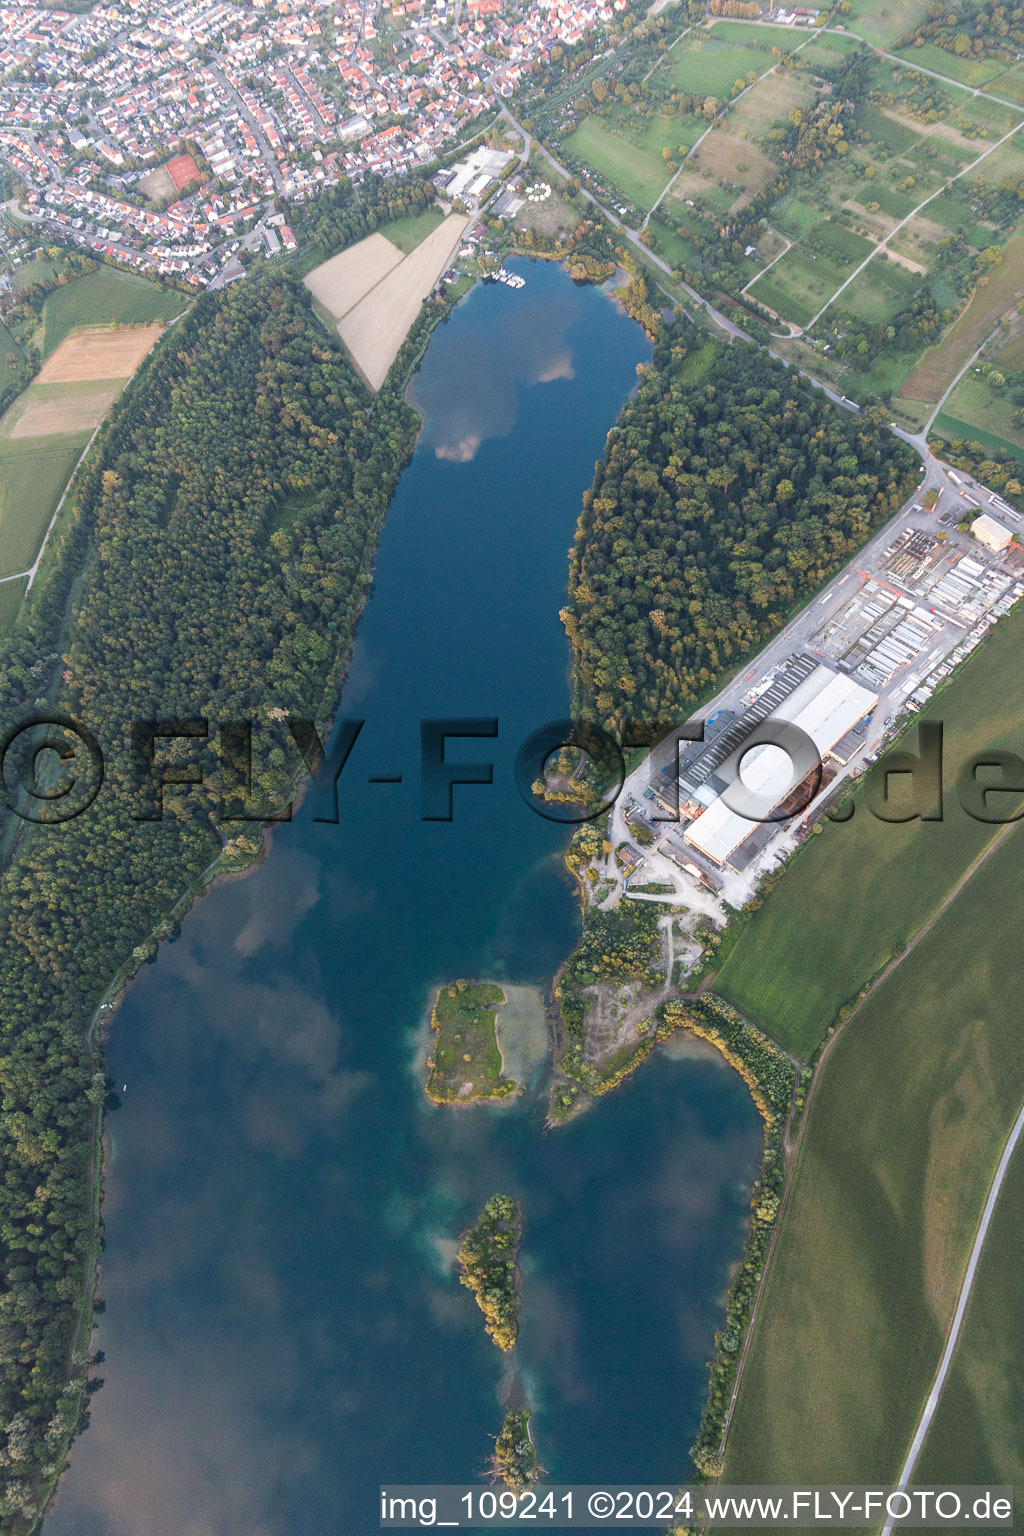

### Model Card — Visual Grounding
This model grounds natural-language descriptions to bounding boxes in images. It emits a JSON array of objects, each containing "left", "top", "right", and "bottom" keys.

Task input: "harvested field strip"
[
  {"left": 902, "top": 234, "right": 1024, "bottom": 402},
  {"left": 303, "top": 231, "right": 405, "bottom": 320},
  {"left": 41, "top": 267, "right": 185, "bottom": 357},
  {"left": 6, "top": 386, "right": 117, "bottom": 440},
  {"left": 36, "top": 324, "right": 165, "bottom": 384},
  {"left": 336, "top": 214, "right": 469, "bottom": 391}
]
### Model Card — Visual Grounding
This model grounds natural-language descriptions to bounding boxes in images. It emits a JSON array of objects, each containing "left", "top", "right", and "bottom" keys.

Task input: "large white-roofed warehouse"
[{"left": 682, "top": 664, "right": 877, "bottom": 869}]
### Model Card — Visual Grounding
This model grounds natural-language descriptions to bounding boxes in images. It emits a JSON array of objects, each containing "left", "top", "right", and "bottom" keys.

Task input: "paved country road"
[{"left": 880, "top": 1095, "right": 1024, "bottom": 1535}]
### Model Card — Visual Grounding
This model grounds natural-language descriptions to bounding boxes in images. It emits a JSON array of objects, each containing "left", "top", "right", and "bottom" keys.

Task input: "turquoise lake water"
[{"left": 45, "top": 259, "right": 762, "bottom": 1536}]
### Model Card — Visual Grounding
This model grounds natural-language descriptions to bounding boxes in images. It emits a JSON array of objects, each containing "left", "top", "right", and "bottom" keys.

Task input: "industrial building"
[
  {"left": 971, "top": 513, "right": 1013, "bottom": 553},
  {"left": 681, "top": 664, "right": 877, "bottom": 868}
]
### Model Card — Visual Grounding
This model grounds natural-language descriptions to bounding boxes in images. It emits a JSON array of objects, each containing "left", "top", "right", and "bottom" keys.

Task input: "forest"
[
  {"left": 898, "top": 0, "right": 1024, "bottom": 59},
  {"left": 0, "top": 257, "right": 420, "bottom": 1524},
  {"left": 563, "top": 326, "right": 918, "bottom": 735},
  {"left": 456, "top": 1196, "right": 523, "bottom": 1352}
]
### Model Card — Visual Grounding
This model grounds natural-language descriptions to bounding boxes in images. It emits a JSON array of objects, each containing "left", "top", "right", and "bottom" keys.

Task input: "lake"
[{"left": 45, "top": 259, "right": 762, "bottom": 1536}]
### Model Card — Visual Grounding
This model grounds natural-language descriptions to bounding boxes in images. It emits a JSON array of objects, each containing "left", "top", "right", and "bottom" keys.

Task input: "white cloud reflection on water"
[{"left": 410, "top": 279, "right": 585, "bottom": 464}]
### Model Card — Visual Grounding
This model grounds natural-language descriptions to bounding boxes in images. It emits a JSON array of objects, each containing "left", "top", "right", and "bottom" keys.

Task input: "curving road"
[{"left": 880, "top": 1097, "right": 1024, "bottom": 1535}]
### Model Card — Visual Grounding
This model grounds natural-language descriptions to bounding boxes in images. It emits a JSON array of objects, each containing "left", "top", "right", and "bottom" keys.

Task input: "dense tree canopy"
[
  {"left": 564, "top": 327, "right": 918, "bottom": 734},
  {"left": 0, "top": 269, "right": 419, "bottom": 1524}
]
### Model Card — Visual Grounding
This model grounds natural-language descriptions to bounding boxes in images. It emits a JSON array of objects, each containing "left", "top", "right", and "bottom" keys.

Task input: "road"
[{"left": 880, "top": 1095, "right": 1024, "bottom": 1533}]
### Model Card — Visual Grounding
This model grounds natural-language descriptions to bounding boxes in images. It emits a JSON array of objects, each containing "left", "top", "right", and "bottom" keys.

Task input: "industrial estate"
[{"left": 612, "top": 469, "right": 1024, "bottom": 898}]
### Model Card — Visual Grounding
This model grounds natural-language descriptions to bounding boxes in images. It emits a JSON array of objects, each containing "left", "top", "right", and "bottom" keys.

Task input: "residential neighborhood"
[{"left": 0, "top": 0, "right": 624, "bottom": 284}]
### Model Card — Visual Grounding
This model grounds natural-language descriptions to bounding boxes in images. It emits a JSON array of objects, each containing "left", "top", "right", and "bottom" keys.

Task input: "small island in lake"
[
  {"left": 426, "top": 981, "right": 514, "bottom": 1103},
  {"left": 491, "top": 1409, "right": 541, "bottom": 1492},
  {"left": 457, "top": 1194, "right": 522, "bottom": 1351},
  {"left": 425, "top": 980, "right": 549, "bottom": 1104}
]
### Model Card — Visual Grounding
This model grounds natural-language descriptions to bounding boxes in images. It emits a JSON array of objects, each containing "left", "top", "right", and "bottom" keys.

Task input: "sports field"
[
  {"left": 722, "top": 823, "right": 1024, "bottom": 1491},
  {"left": 41, "top": 267, "right": 185, "bottom": 358},
  {"left": 715, "top": 602, "right": 1024, "bottom": 1059}
]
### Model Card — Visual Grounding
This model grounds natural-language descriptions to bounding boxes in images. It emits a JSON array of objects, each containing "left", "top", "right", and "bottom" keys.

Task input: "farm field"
[
  {"left": 798, "top": 33, "right": 864, "bottom": 69},
  {"left": 335, "top": 213, "right": 469, "bottom": 390},
  {"left": 36, "top": 324, "right": 164, "bottom": 383},
  {"left": 689, "top": 130, "right": 777, "bottom": 198},
  {"left": 913, "top": 1137, "right": 1024, "bottom": 1487},
  {"left": 894, "top": 41, "right": 1004, "bottom": 89},
  {"left": 994, "top": 324, "right": 1024, "bottom": 369},
  {"left": 655, "top": 35, "right": 779, "bottom": 100},
  {"left": 722, "top": 823, "right": 1024, "bottom": 1491},
  {"left": 0, "top": 575, "right": 28, "bottom": 631},
  {"left": 41, "top": 266, "right": 185, "bottom": 358},
  {"left": 377, "top": 206, "right": 444, "bottom": 254},
  {"left": 648, "top": 217, "right": 703, "bottom": 273},
  {"left": 748, "top": 234, "right": 863, "bottom": 328},
  {"left": 839, "top": 259, "right": 919, "bottom": 322},
  {"left": 844, "top": 0, "right": 934, "bottom": 47},
  {"left": 933, "top": 411, "right": 1024, "bottom": 463},
  {"left": 703, "top": 20, "right": 806, "bottom": 50},
  {"left": 565, "top": 115, "right": 678, "bottom": 209},
  {"left": 0, "top": 313, "right": 167, "bottom": 580},
  {"left": 303, "top": 231, "right": 404, "bottom": 318},
  {"left": 901, "top": 234, "right": 1024, "bottom": 402},
  {"left": 0, "top": 323, "right": 164, "bottom": 443},
  {"left": 987, "top": 63, "right": 1024, "bottom": 106},
  {"left": 936, "top": 371, "right": 1024, "bottom": 453},
  {"left": 715, "top": 602, "right": 1024, "bottom": 1059},
  {"left": 4, "top": 382, "right": 118, "bottom": 440},
  {"left": 724, "top": 69, "right": 819, "bottom": 138},
  {"left": 0, "top": 433, "right": 89, "bottom": 578}
]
